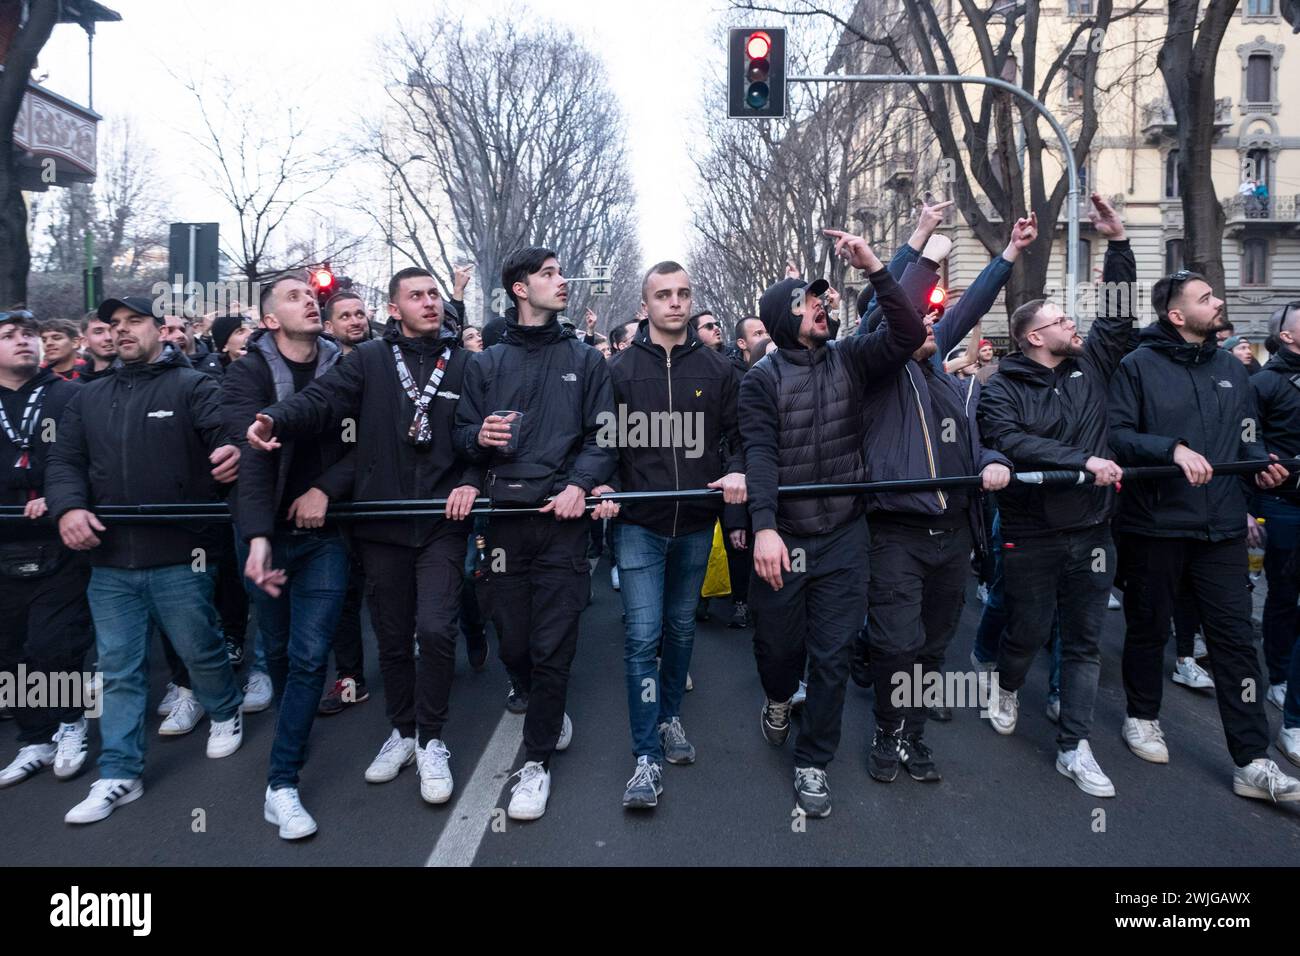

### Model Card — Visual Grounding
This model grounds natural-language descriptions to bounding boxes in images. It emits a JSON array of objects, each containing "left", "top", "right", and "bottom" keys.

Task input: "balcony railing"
[
  {"left": 1224, "top": 193, "right": 1298, "bottom": 221},
  {"left": 11, "top": 79, "right": 100, "bottom": 191}
]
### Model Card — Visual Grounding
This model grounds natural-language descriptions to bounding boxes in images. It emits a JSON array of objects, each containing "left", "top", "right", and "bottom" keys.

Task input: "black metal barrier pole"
[{"left": 3, "top": 458, "right": 1296, "bottom": 525}]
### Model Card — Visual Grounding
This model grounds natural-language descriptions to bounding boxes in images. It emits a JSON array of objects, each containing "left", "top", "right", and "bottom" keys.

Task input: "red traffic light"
[
  {"left": 929, "top": 286, "right": 947, "bottom": 307},
  {"left": 746, "top": 31, "right": 771, "bottom": 59},
  {"left": 314, "top": 269, "right": 335, "bottom": 290}
]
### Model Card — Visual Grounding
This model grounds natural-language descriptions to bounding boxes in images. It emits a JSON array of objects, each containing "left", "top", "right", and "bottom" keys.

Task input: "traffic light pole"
[{"left": 786, "top": 73, "right": 1081, "bottom": 318}]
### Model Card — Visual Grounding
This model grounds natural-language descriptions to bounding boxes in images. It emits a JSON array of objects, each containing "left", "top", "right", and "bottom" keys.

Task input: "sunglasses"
[
  {"left": 0, "top": 309, "right": 36, "bottom": 323},
  {"left": 698, "top": 322, "right": 720, "bottom": 332}
]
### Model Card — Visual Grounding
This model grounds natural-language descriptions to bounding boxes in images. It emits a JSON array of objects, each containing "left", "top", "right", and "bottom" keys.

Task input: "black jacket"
[
  {"left": 1251, "top": 347, "right": 1300, "bottom": 506},
  {"left": 44, "top": 346, "right": 236, "bottom": 569},
  {"left": 741, "top": 268, "right": 925, "bottom": 537},
  {"left": 1109, "top": 319, "right": 1265, "bottom": 541},
  {"left": 224, "top": 329, "right": 352, "bottom": 541},
  {"left": 454, "top": 311, "right": 617, "bottom": 497},
  {"left": 260, "top": 321, "right": 470, "bottom": 548},
  {"left": 977, "top": 240, "right": 1137, "bottom": 539},
  {"left": 1, "top": 368, "right": 81, "bottom": 547},
  {"left": 606, "top": 321, "right": 744, "bottom": 537}
]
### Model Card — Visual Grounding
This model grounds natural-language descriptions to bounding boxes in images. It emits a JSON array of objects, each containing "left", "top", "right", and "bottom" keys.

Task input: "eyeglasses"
[
  {"left": 698, "top": 322, "right": 719, "bottom": 332},
  {"left": 1026, "top": 314, "right": 1074, "bottom": 336}
]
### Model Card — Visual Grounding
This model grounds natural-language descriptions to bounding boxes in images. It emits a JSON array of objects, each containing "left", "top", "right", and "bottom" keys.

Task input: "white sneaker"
[
  {"left": 158, "top": 688, "right": 204, "bottom": 735},
  {"left": 970, "top": 650, "right": 995, "bottom": 673},
  {"left": 1045, "top": 695, "right": 1061, "bottom": 724},
  {"left": 1278, "top": 727, "right": 1300, "bottom": 768},
  {"left": 1171, "top": 657, "right": 1214, "bottom": 690},
  {"left": 1193, "top": 633, "right": 1208, "bottom": 660},
  {"left": 685, "top": 672, "right": 694, "bottom": 693},
  {"left": 241, "top": 671, "right": 273, "bottom": 713},
  {"left": 365, "top": 729, "right": 416, "bottom": 783},
  {"left": 417, "top": 740, "right": 453, "bottom": 804},
  {"left": 264, "top": 785, "right": 318, "bottom": 839},
  {"left": 1107, "top": 592, "right": 1122, "bottom": 610},
  {"left": 1122, "top": 717, "right": 1169, "bottom": 763},
  {"left": 507, "top": 761, "right": 551, "bottom": 821},
  {"left": 53, "top": 718, "right": 89, "bottom": 779},
  {"left": 555, "top": 713, "right": 573, "bottom": 752},
  {"left": 988, "top": 686, "right": 1018, "bottom": 735},
  {"left": 610, "top": 566, "right": 620, "bottom": 591},
  {"left": 1232, "top": 758, "right": 1300, "bottom": 803},
  {"left": 64, "top": 777, "right": 143, "bottom": 824},
  {"left": 0, "top": 743, "right": 55, "bottom": 788},
  {"left": 206, "top": 712, "right": 243, "bottom": 758},
  {"left": 790, "top": 680, "right": 808, "bottom": 709},
  {"left": 1056, "top": 739, "right": 1116, "bottom": 797},
  {"left": 1267, "top": 683, "right": 1287, "bottom": 710},
  {"left": 156, "top": 681, "right": 180, "bottom": 716},
  {"left": 976, "top": 583, "right": 989, "bottom": 605}
]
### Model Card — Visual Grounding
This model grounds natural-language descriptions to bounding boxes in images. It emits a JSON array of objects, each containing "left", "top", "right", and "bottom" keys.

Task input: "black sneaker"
[
  {"left": 727, "top": 600, "right": 752, "bottom": 629},
  {"left": 318, "top": 677, "right": 369, "bottom": 716},
  {"left": 505, "top": 681, "right": 529, "bottom": 715},
  {"left": 899, "top": 733, "right": 942, "bottom": 782},
  {"left": 464, "top": 627, "right": 489, "bottom": 672},
  {"left": 927, "top": 705, "right": 953, "bottom": 722},
  {"left": 761, "top": 698, "right": 792, "bottom": 746},
  {"left": 868, "top": 723, "right": 904, "bottom": 782},
  {"left": 622, "top": 756, "right": 663, "bottom": 810},
  {"left": 793, "top": 766, "right": 832, "bottom": 817},
  {"left": 225, "top": 638, "right": 245, "bottom": 668}
]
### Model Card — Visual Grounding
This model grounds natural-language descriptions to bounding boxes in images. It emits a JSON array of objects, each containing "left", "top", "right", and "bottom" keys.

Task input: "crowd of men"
[{"left": 1, "top": 191, "right": 1298, "bottom": 839}]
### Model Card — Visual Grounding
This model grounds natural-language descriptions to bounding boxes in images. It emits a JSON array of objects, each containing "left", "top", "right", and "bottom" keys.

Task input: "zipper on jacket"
[
  {"left": 907, "top": 369, "right": 947, "bottom": 510},
  {"left": 667, "top": 352, "right": 680, "bottom": 537}
]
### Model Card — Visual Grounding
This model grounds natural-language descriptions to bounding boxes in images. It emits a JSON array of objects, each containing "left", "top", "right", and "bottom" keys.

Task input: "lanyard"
[
  {"left": 392, "top": 345, "right": 450, "bottom": 445},
  {"left": 0, "top": 384, "right": 45, "bottom": 468}
]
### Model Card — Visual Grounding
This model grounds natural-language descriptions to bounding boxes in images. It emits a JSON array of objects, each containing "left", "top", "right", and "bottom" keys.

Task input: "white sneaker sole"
[
  {"left": 241, "top": 698, "right": 273, "bottom": 714},
  {"left": 53, "top": 755, "right": 88, "bottom": 779},
  {"left": 365, "top": 751, "right": 415, "bottom": 783},
  {"left": 507, "top": 802, "right": 547, "bottom": 821},
  {"left": 207, "top": 737, "right": 243, "bottom": 759},
  {"left": 1055, "top": 758, "right": 1116, "bottom": 797},
  {"left": 419, "top": 776, "right": 454, "bottom": 804},
  {"left": 1171, "top": 672, "right": 1214, "bottom": 690},
  {"left": 158, "top": 719, "right": 202, "bottom": 737},
  {"left": 1123, "top": 739, "right": 1169, "bottom": 764},
  {"left": 1232, "top": 780, "right": 1300, "bottom": 802},
  {"left": 65, "top": 784, "right": 143, "bottom": 824},
  {"left": 989, "top": 716, "right": 1017, "bottom": 736},
  {"left": 263, "top": 804, "right": 318, "bottom": 839}
]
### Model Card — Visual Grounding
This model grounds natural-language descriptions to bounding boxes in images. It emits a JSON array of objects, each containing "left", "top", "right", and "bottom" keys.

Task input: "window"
[
  {"left": 1067, "top": 55, "right": 1087, "bottom": 102},
  {"left": 1068, "top": 0, "right": 1094, "bottom": 13},
  {"left": 1246, "top": 54, "right": 1273, "bottom": 103},
  {"left": 1246, "top": 147, "right": 1270, "bottom": 187},
  {"left": 1242, "top": 239, "right": 1269, "bottom": 286},
  {"left": 1077, "top": 238, "right": 1092, "bottom": 284},
  {"left": 1165, "top": 239, "right": 1184, "bottom": 274},
  {"left": 1247, "top": 0, "right": 1274, "bottom": 14},
  {"left": 1164, "top": 149, "right": 1180, "bottom": 199}
]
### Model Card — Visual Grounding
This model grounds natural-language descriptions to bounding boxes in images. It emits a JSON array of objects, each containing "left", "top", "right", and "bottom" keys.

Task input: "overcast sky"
[{"left": 37, "top": 0, "right": 727, "bottom": 275}]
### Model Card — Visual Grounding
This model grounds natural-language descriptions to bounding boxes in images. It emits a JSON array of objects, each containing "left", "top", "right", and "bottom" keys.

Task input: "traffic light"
[
  {"left": 728, "top": 27, "right": 786, "bottom": 119},
  {"left": 929, "top": 286, "right": 947, "bottom": 309},
  {"left": 311, "top": 263, "right": 336, "bottom": 304}
]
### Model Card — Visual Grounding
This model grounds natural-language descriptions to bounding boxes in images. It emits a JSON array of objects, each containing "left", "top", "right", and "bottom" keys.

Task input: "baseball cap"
[{"left": 97, "top": 296, "right": 161, "bottom": 325}]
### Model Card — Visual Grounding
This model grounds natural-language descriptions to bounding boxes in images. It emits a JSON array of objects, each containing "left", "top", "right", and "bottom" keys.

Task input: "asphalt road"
[{"left": 3, "top": 560, "right": 1299, "bottom": 867}]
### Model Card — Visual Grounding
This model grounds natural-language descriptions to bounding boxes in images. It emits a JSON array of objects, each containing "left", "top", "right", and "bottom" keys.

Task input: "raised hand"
[{"left": 1088, "top": 192, "right": 1126, "bottom": 241}]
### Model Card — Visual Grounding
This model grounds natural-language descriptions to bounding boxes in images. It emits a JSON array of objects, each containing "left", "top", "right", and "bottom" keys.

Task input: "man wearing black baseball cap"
[{"left": 741, "top": 229, "right": 924, "bottom": 817}]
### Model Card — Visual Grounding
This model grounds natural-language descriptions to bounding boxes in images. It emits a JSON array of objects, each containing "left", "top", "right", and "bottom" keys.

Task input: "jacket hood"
[
  {"left": 1262, "top": 347, "right": 1300, "bottom": 376},
  {"left": 501, "top": 308, "right": 573, "bottom": 347},
  {"left": 1137, "top": 319, "right": 1219, "bottom": 366},
  {"left": 3, "top": 366, "right": 60, "bottom": 394},
  {"left": 248, "top": 327, "right": 342, "bottom": 366},
  {"left": 759, "top": 277, "right": 828, "bottom": 351},
  {"left": 381, "top": 318, "right": 458, "bottom": 352},
  {"left": 993, "top": 350, "right": 1059, "bottom": 385},
  {"left": 112, "top": 343, "right": 192, "bottom": 376}
]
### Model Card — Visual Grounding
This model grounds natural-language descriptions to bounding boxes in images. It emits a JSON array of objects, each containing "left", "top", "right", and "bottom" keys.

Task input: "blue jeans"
[
  {"left": 1258, "top": 496, "right": 1300, "bottom": 729},
  {"left": 235, "top": 532, "right": 349, "bottom": 789},
  {"left": 615, "top": 522, "right": 713, "bottom": 762},
  {"left": 88, "top": 564, "right": 243, "bottom": 779}
]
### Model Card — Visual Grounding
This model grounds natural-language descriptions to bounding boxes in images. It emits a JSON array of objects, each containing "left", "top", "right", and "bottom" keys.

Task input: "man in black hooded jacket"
[
  {"left": 742, "top": 229, "right": 924, "bottom": 818},
  {"left": 1109, "top": 272, "right": 1299, "bottom": 802}
]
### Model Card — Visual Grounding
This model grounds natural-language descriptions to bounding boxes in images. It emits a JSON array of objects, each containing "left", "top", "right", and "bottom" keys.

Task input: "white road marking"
[{"left": 425, "top": 712, "right": 524, "bottom": 867}]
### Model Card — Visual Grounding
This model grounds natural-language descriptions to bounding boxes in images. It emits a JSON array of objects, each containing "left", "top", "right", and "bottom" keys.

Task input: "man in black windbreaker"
[
  {"left": 223, "top": 273, "right": 354, "bottom": 839},
  {"left": 742, "top": 229, "right": 924, "bottom": 818},
  {"left": 593, "top": 261, "right": 746, "bottom": 810},
  {"left": 0, "top": 310, "right": 94, "bottom": 789},
  {"left": 1109, "top": 272, "right": 1300, "bottom": 803},
  {"left": 976, "top": 194, "right": 1134, "bottom": 798},
  {"left": 1250, "top": 301, "right": 1300, "bottom": 767},
  {"left": 247, "top": 267, "right": 480, "bottom": 806},
  {"left": 45, "top": 295, "right": 245, "bottom": 825},
  {"left": 454, "top": 246, "right": 617, "bottom": 822}
]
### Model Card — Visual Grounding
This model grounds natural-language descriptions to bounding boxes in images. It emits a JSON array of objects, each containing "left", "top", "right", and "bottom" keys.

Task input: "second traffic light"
[{"left": 728, "top": 27, "right": 786, "bottom": 119}]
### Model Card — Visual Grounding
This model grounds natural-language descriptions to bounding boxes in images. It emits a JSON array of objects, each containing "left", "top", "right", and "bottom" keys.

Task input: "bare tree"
[
  {"left": 183, "top": 76, "right": 363, "bottom": 285},
  {"left": 368, "top": 14, "right": 642, "bottom": 325},
  {"left": 1160, "top": 0, "right": 1237, "bottom": 301},
  {"left": 731, "top": 0, "right": 1155, "bottom": 314}
]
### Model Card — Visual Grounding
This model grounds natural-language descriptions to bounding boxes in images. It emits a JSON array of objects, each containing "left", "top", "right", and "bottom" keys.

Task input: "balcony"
[
  {"left": 1142, "top": 96, "right": 1232, "bottom": 144},
  {"left": 1223, "top": 193, "right": 1300, "bottom": 237},
  {"left": 11, "top": 80, "right": 101, "bottom": 191},
  {"left": 883, "top": 150, "right": 916, "bottom": 189}
]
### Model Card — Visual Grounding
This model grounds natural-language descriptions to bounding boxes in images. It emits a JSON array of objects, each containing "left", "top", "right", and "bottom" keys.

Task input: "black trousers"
[
  {"left": 484, "top": 514, "right": 589, "bottom": 764},
  {"left": 214, "top": 530, "right": 249, "bottom": 648},
  {"left": 866, "top": 520, "right": 970, "bottom": 736},
  {"left": 749, "top": 516, "right": 868, "bottom": 769},
  {"left": 0, "top": 557, "right": 94, "bottom": 743},
  {"left": 1119, "top": 534, "right": 1269, "bottom": 766},
  {"left": 331, "top": 548, "right": 366, "bottom": 680},
  {"left": 357, "top": 521, "right": 466, "bottom": 744}
]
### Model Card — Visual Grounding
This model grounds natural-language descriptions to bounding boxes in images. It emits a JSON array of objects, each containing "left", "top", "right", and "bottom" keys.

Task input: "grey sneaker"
[
  {"left": 761, "top": 698, "right": 792, "bottom": 746},
  {"left": 657, "top": 717, "right": 696, "bottom": 765},
  {"left": 793, "top": 766, "right": 831, "bottom": 818},
  {"left": 1232, "top": 758, "right": 1300, "bottom": 803},
  {"left": 622, "top": 756, "right": 663, "bottom": 809}
]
